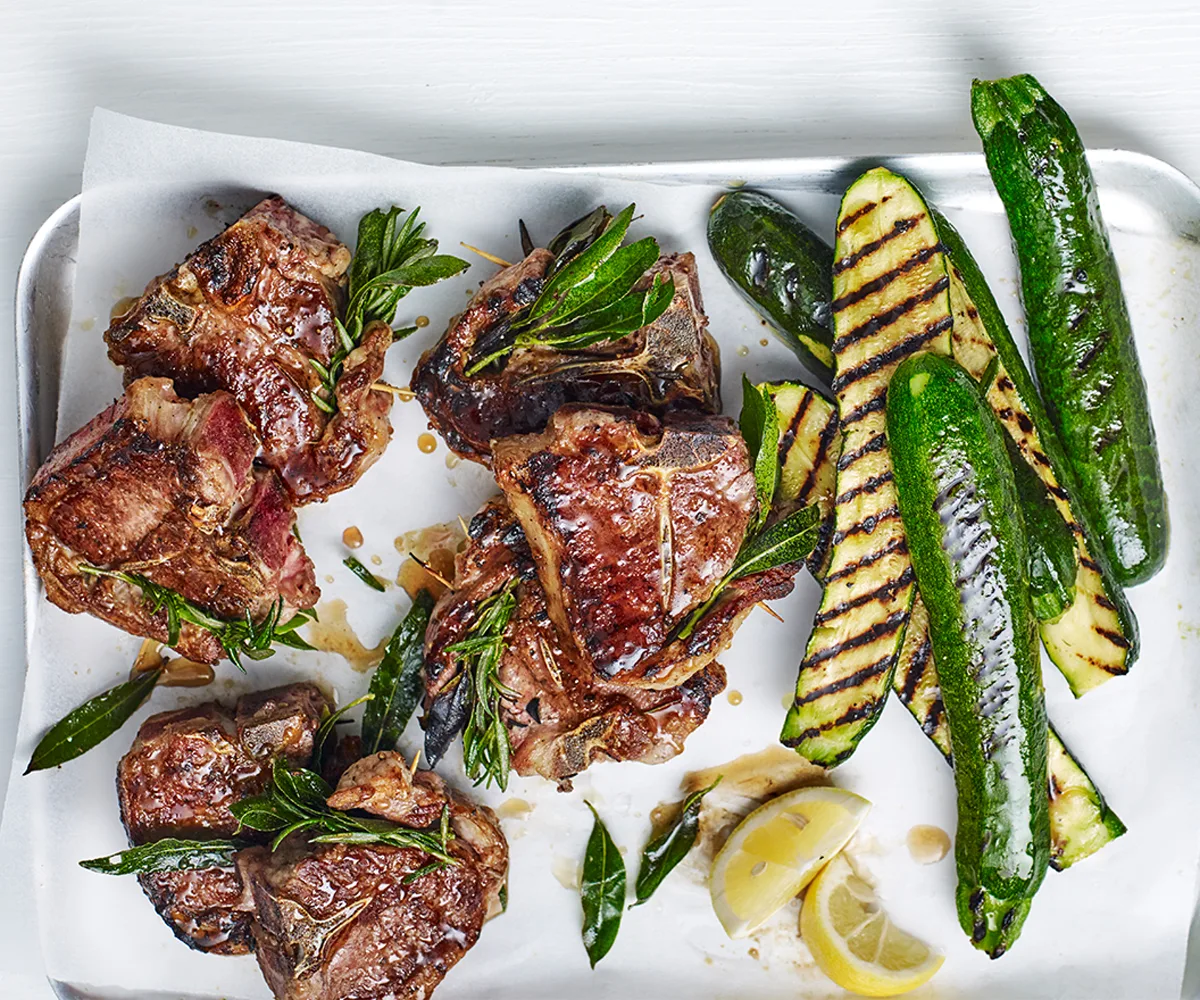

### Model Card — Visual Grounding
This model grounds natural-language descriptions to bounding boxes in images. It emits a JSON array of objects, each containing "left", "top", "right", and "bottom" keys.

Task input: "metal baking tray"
[{"left": 12, "top": 149, "right": 1200, "bottom": 999}]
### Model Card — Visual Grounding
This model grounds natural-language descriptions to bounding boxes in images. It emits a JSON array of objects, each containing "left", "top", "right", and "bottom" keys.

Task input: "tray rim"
[{"left": 13, "top": 146, "right": 1200, "bottom": 999}]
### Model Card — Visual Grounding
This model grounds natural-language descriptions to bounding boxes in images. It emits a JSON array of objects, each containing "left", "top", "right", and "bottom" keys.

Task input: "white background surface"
[{"left": 4, "top": 2, "right": 1200, "bottom": 996}]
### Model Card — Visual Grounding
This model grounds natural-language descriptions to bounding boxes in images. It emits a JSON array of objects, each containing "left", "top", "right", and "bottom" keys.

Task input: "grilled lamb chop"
[
  {"left": 493, "top": 406, "right": 758, "bottom": 689},
  {"left": 411, "top": 248, "right": 720, "bottom": 466},
  {"left": 104, "top": 196, "right": 391, "bottom": 502},
  {"left": 424, "top": 498, "right": 727, "bottom": 784},
  {"left": 239, "top": 752, "right": 507, "bottom": 1000},
  {"left": 24, "top": 377, "right": 318, "bottom": 663},
  {"left": 116, "top": 683, "right": 328, "bottom": 954}
]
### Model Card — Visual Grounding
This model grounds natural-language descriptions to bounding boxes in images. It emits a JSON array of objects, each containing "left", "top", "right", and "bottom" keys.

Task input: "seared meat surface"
[
  {"left": 24, "top": 377, "right": 318, "bottom": 663},
  {"left": 116, "top": 683, "right": 328, "bottom": 953},
  {"left": 104, "top": 196, "right": 391, "bottom": 502},
  {"left": 411, "top": 250, "right": 720, "bottom": 466},
  {"left": 493, "top": 406, "right": 756, "bottom": 688},
  {"left": 239, "top": 753, "right": 507, "bottom": 1000},
  {"left": 425, "top": 498, "right": 727, "bottom": 783}
]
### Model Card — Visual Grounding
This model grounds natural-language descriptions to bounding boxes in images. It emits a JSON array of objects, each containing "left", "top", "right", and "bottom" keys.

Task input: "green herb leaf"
[
  {"left": 464, "top": 204, "right": 674, "bottom": 375},
  {"left": 632, "top": 778, "right": 720, "bottom": 906},
  {"left": 676, "top": 503, "right": 822, "bottom": 642},
  {"left": 231, "top": 759, "right": 456, "bottom": 865},
  {"left": 78, "top": 565, "right": 313, "bottom": 669},
  {"left": 444, "top": 578, "right": 519, "bottom": 790},
  {"left": 739, "top": 376, "right": 780, "bottom": 534},
  {"left": 80, "top": 837, "right": 240, "bottom": 876},
  {"left": 730, "top": 503, "right": 823, "bottom": 578},
  {"left": 344, "top": 555, "right": 386, "bottom": 592},
  {"left": 26, "top": 669, "right": 161, "bottom": 774},
  {"left": 581, "top": 801, "right": 626, "bottom": 968},
  {"left": 315, "top": 206, "right": 468, "bottom": 414},
  {"left": 312, "top": 693, "right": 373, "bottom": 771},
  {"left": 363, "top": 591, "right": 435, "bottom": 754}
]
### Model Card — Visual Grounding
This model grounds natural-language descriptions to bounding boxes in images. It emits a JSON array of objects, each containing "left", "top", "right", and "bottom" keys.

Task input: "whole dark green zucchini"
[
  {"left": 972, "top": 74, "right": 1167, "bottom": 586},
  {"left": 1004, "top": 434, "right": 1077, "bottom": 622},
  {"left": 707, "top": 190, "right": 834, "bottom": 386},
  {"left": 888, "top": 352, "right": 1049, "bottom": 958}
]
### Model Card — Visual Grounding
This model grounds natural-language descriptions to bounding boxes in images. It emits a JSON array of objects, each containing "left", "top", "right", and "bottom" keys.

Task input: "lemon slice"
[
  {"left": 801, "top": 853, "right": 943, "bottom": 997},
  {"left": 709, "top": 785, "right": 869, "bottom": 938}
]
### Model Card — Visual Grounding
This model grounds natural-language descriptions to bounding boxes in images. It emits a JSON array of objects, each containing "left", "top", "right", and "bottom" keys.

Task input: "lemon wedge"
[
  {"left": 709, "top": 785, "right": 869, "bottom": 938},
  {"left": 801, "top": 853, "right": 943, "bottom": 997}
]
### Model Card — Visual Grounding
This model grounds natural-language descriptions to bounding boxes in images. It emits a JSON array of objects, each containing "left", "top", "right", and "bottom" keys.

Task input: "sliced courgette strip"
[
  {"left": 765, "top": 378, "right": 1125, "bottom": 870},
  {"left": 780, "top": 168, "right": 952, "bottom": 768},
  {"left": 934, "top": 209, "right": 1137, "bottom": 695}
]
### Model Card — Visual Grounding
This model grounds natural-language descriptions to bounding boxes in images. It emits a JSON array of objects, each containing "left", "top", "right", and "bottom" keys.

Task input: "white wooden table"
[{"left": 2, "top": 1, "right": 1199, "bottom": 994}]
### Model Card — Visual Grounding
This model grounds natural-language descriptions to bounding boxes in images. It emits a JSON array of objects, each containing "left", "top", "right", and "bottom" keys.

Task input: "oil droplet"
[
  {"left": 736, "top": 345, "right": 750, "bottom": 357},
  {"left": 110, "top": 296, "right": 137, "bottom": 319},
  {"left": 370, "top": 554, "right": 383, "bottom": 566},
  {"left": 759, "top": 338, "right": 769, "bottom": 347},
  {"left": 748, "top": 947, "right": 760, "bottom": 960},
  {"left": 496, "top": 798, "right": 534, "bottom": 820},
  {"left": 445, "top": 454, "right": 461, "bottom": 470},
  {"left": 306, "top": 599, "right": 387, "bottom": 672},
  {"left": 417, "top": 433, "right": 438, "bottom": 454},
  {"left": 160, "top": 658, "right": 216, "bottom": 687},
  {"left": 781, "top": 692, "right": 793, "bottom": 710},
  {"left": 727, "top": 690, "right": 743, "bottom": 706},
  {"left": 907, "top": 825, "right": 950, "bottom": 864},
  {"left": 552, "top": 856, "right": 581, "bottom": 891},
  {"left": 415, "top": 315, "right": 430, "bottom": 328},
  {"left": 79, "top": 318, "right": 95, "bottom": 332},
  {"left": 342, "top": 526, "right": 364, "bottom": 549},
  {"left": 395, "top": 522, "right": 465, "bottom": 600},
  {"left": 186, "top": 225, "right": 198, "bottom": 239},
  {"left": 324, "top": 574, "right": 335, "bottom": 584}
]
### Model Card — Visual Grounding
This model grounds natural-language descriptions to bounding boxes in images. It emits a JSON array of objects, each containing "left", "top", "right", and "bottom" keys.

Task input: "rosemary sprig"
[
  {"left": 78, "top": 564, "right": 315, "bottom": 670},
  {"left": 443, "top": 578, "right": 520, "bottom": 790},
  {"left": 231, "top": 758, "right": 457, "bottom": 862},
  {"left": 312, "top": 206, "right": 469, "bottom": 414},
  {"left": 464, "top": 203, "right": 675, "bottom": 375}
]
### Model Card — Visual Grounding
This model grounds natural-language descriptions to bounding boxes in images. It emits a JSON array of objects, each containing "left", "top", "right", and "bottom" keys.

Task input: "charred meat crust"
[
  {"left": 23, "top": 378, "right": 319, "bottom": 663},
  {"left": 411, "top": 249, "right": 721, "bottom": 466},
  {"left": 492, "top": 405, "right": 756, "bottom": 689},
  {"left": 116, "top": 684, "right": 328, "bottom": 954},
  {"left": 424, "top": 497, "right": 728, "bottom": 782},
  {"left": 104, "top": 196, "right": 390, "bottom": 503},
  {"left": 239, "top": 757, "right": 507, "bottom": 1000}
]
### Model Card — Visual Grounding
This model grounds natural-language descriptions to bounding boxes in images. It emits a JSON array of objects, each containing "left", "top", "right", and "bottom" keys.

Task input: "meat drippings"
[
  {"left": 394, "top": 521, "right": 465, "bottom": 601},
  {"left": 305, "top": 599, "right": 387, "bottom": 672}
]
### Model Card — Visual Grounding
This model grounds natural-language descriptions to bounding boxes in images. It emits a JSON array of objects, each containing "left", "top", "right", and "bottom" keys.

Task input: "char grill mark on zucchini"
[
  {"left": 934, "top": 208, "right": 1137, "bottom": 694},
  {"left": 972, "top": 74, "right": 1167, "bottom": 587},
  {"left": 892, "top": 604, "right": 1125, "bottom": 870},
  {"left": 765, "top": 375, "right": 1124, "bottom": 871},
  {"left": 887, "top": 352, "right": 1049, "bottom": 957},
  {"left": 780, "top": 168, "right": 952, "bottom": 768}
]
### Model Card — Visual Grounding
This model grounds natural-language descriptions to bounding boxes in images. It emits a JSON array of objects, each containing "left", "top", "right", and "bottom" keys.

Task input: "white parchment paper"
[{"left": 7, "top": 109, "right": 1200, "bottom": 999}]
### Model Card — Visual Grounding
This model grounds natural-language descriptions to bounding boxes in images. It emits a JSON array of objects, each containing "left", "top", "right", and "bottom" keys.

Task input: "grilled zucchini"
[
  {"left": 780, "top": 167, "right": 952, "bottom": 767},
  {"left": 972, "top": 74, "right": 1167, "bottom": 587},
  {"left": 934, "top": 208, "right": 1137, "bottom": 694},
  {"left": 889, "top": 352, "right": 1049, "bottom": 957},
  {"left": 767, "top": 379, "right": 1123, "bottom": 870},
  {"left": 893, "top": 603, "right": 1125, "bottom": 870},
  {"left": 709, "top": 190, "right": 835, "bottom": 386}
]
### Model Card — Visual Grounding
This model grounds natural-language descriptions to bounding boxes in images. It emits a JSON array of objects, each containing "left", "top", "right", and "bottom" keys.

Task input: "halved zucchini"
[
  {"left": 934, "top": 210, "right": 1137, "bottom": 695},
  {"left": 779, "top": 167, "right": 952, "bottom": 767}
]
